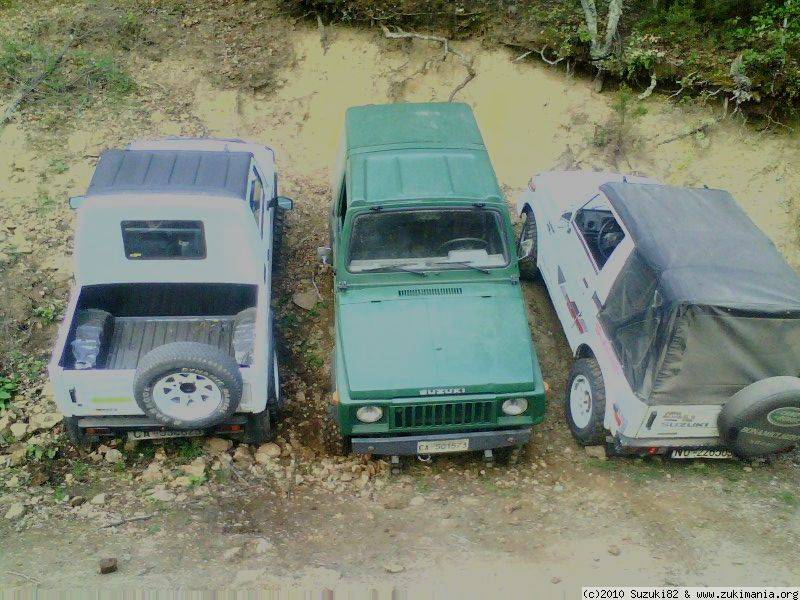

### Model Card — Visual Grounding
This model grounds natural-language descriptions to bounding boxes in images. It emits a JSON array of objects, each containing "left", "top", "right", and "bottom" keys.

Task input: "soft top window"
[{"left": 121, "top": 220, "right": 206, "bottom": 260}]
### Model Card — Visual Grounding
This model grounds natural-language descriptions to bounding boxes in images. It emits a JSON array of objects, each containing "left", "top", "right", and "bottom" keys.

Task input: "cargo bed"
[{"left": 106, "top": 316, "right": 236, "bottom": 370}]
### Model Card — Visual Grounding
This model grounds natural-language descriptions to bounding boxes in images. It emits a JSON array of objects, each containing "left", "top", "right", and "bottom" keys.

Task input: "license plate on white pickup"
[
  {"left": 417, "top": 438, "right": 469, "bottom": 454},
  {"left": 128, "top": 429, "right": 204, "bottom": 441},
  {"left": 671, "top": 449, "right": 734, "bottom": 459}
]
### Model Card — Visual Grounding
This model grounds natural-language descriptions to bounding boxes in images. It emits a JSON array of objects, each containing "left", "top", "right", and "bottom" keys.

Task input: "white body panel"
[
  {"left": 49, "top": 138, "right": 281, "bottom": 421},
  {"left": 518, "top": 171, "right": 725, "bottom": 448}
]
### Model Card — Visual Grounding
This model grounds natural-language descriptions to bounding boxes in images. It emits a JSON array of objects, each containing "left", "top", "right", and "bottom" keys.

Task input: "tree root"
[
  {"left": 638, "top": 73, "right": 657, "bottom": 100},
  {"left": 380, "top": 25, "right": 475, "bottom": 102}
]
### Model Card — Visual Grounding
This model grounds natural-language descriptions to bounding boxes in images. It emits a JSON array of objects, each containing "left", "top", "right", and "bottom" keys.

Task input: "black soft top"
[
  {"left": 600, "top": 182, "right": 800, "bottom": 311},
  {"left": 87, "top": 149, "right": 253, "bottom": 199}
]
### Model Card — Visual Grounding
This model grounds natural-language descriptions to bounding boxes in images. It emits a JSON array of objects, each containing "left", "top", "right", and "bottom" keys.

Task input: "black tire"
[
  {"left": 244, "top": 407, "right": 276, "bottom": 444},
  {"left": 517, "top": 208, "right": 539, "bottom": 280},
  {"left": 133, "top": 342, "right": 243, "bottom": 429},
  {"left": 494, "top": 445, "right": 523, "bottom": 465},
  {"left": 322, "top": 408, "right": 350, "bottom": 456},
  {"left": 718, "top": 376, "right": 800, "bottom": 458},
  {"left": 64, "top": 416, "right": 93, "bottom": 448},
  {"left": 272, "top": 206, "right": 286, "bottom": 275},
  {"left": 565, "top": 357, "right": 607, "bottom": 445}
]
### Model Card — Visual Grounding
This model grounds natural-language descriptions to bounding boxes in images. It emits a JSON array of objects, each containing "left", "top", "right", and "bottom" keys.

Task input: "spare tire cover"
[
  {"left": 133, "top": 342, "right": 243, "bottom": 429},
  {"left": 718, "top": 376, "right": 800, "bottom": 458}
]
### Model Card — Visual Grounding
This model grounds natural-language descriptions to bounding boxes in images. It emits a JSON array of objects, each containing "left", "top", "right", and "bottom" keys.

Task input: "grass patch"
[
  {"left": 173, "top": 438, "right": 204, "bottom": 461},
  {"left": 777, "top": 491, "right": 799, "bottom": 508},
  {"left": 0, "top": 39, "right": 135, "bottom": 115}
]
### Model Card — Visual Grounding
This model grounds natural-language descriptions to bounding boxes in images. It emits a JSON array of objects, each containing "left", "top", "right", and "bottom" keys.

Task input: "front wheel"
[
  {"left": 517, "top": 208, "right": 539, "bottom": 280},
  {"left": 565, "top": 357, "right": 607, "bottom": 445},
  {"left": 322, "top": 409, "right": 350, "bottom": 456}
]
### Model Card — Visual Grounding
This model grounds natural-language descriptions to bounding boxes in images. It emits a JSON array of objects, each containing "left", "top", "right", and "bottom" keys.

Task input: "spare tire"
[
  {"left": 133, "top": 342, "right": 242, "bottom": 429},
  {"left": 718, "top": 376, "right": 800, "bottom": 458}
]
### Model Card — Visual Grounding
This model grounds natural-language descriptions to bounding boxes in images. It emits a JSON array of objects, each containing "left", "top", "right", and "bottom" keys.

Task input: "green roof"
[
  {"left": 344, "top": 103, "right": 485, "bottom": 152},
  {"left": 344, "top": 103, "right": 503, "bottom": 208}
]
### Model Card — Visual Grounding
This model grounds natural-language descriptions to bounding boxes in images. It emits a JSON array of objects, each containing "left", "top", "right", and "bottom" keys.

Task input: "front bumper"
[{"left": 351, "top": 427, "right": 531, "bottom": 456}]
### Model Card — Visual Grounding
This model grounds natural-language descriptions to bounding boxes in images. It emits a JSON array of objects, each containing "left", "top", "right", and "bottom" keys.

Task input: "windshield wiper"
[
  {"left": 357, "top": 263, "right": 428, "bottom": 277},
  {"left": 430, "top": 260, "right": 491, "bottom": 274}
]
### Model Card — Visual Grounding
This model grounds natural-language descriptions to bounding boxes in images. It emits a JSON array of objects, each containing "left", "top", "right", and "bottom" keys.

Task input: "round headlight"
[
  {"left": 356, "top": 405, "right": 383, "bottom": 423},
  {"left": 501, "top": 398, "right": 528, "bottom": 416}
]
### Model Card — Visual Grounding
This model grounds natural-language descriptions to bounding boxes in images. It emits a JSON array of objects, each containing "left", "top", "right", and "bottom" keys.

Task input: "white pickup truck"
[
  {"left": 49, "top": 138, "right": 293, "bottom": 445},
  {"left": 517, "top": 171, "right": 800, "bottom": 459}
]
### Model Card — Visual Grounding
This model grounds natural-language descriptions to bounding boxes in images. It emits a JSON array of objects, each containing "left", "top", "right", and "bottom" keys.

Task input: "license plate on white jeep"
[
  {"left": 128, "top": 429, "right": 204, "bottom": 441},
  {"left": 671, "top": 449, "right": 733, "bottom": 459},
  {"left": 417, "top": 438, "right": 469, "bottom": 454}
]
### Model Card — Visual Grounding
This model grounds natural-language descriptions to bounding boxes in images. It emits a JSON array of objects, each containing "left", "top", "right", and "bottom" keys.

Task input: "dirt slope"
[{"left": 1, "top": 20, "right": 799, "bottom": 595}]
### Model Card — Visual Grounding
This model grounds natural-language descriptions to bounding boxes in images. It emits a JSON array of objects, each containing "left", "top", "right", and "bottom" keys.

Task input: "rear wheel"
[
  {"left": 64, "top": 417, "right": 92, "bottom": 448},
  {"left": 517, "top": 208, "right": 539, "bottom": 280},
  {"left": 244, "top": 407, "right": 275, "bottom": 444},
  {"left": 565, "top": 357, "right": 607, "bottom": 445}
]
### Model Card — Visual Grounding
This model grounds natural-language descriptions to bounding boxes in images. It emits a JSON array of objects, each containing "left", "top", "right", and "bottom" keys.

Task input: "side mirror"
[
  {"left": 274, "top": 196, "right": 293, "bottom": 210},
  {"left": 69, "top": 196, "right": 86, "bottom": 210},
  {"left": 316, "top": 246, "right": 332, "bottom": 265},
  {"left": 560, "top": 211, "right": 572, "bottom": 222}
]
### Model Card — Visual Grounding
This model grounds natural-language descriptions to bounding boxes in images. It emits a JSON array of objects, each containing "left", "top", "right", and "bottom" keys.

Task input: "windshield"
[{"left": 347, "top": 208, "right": 508, "bottom": 273}]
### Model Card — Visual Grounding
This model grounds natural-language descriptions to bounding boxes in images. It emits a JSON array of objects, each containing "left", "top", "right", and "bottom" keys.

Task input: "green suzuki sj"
[{"left": 317, "top": 103, "right": 546, "bottom": 467}]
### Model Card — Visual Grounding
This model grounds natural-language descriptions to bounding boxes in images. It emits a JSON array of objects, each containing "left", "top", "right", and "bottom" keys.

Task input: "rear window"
[{"left": 121, "top": 220, "right": 206, "bottom": 260}]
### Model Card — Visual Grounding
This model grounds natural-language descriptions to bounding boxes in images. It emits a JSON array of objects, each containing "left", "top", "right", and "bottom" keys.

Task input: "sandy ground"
[{"left": 1, "top": 23, "right": 800, "bottom": 596}]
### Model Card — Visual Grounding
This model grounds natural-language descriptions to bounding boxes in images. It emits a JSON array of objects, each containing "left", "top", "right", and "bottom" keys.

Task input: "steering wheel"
[
  {"left": 439, "top": 238, "right": 489, "bottom": 253},
  {"left": 597, "top": 218, "right": 623, "bottom": 261}
]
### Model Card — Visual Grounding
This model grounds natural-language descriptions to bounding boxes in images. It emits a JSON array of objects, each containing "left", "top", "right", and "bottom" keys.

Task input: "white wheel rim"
[
  {"left": 570, "top": 375, "right": 593, "bottom": 429},
  {"left": 151, "top": 371, "right": 224, "bottom": 421}
]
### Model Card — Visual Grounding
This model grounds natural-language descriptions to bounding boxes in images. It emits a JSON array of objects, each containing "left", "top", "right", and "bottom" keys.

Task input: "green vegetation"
[
  {"left": 0, "top": 375, "right": 17, "bottom": 409},
  {"left": 32, "top": 301, "right": 62, "bottom": 324},
  {"left": 0, "top": 39, "right": 135, "bottom": 122},
  {"left": 26, "top": 443, "right": 57, "bottom": 461},
  {"left": 71, "top": 460, "right": 90, "bottom": 480},
  {"left": 294, "top": 0, "right": 800, "bottom": 115},
  {"left": 175, "top": 438, "right": 204, "bottom": 461}
]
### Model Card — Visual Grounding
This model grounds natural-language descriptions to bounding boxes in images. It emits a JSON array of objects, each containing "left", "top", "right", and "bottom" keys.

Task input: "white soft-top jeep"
[
  {"left": 517, "top": 171, "right": 800, "bottom": 459},
  {"left": 49, "top": 137, "right": 293, "bottom": 445}
]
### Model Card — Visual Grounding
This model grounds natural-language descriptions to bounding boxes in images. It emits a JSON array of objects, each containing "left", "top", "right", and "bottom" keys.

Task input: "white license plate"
[
  {"left": 417, "top": 438, "right": 469, "bottom": 454},
  {"left": 128, "top": 429, "right": 204, "bottom": 441},
  {"left": 671, "top": 449, "right": 733, "bottom": 460}
]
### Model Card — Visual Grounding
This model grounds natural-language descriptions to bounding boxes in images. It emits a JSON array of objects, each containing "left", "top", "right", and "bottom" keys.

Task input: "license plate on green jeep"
[
  {"left": 417, "top": 438, "right": 469, "bottom": 454},
  {"left": 128, "top": 429, "right": 204, "bottom": 441}
]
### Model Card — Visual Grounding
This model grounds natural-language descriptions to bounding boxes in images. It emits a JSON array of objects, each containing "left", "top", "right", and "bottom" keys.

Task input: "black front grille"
[{"left": 391, "top": 401, "right": 495, "bottom": 430}]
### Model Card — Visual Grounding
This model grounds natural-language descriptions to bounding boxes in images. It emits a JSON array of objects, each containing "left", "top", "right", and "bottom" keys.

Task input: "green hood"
[{"left": 338, "top": 284, "right": 537, "bottom": 400}]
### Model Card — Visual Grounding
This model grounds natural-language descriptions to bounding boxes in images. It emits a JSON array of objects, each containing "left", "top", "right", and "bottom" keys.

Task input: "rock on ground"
[{"left": 4, "top": 502, "right": 26, "bottom": 520}]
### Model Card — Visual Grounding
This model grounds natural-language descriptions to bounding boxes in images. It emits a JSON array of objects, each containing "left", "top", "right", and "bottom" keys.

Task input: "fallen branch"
[
  {"left": 657, "top": 119, "right": 720, "bottom": 145},
  {"left": 638, "top": 73, "right": 657, "bottom": 100},
  {"left": 380, "top": 25, "right": 475, "bottom": 102},
  {"left": 6, "top": 571, "right": 41, "bottom": 583},
  {"left": 513, "top": 50, "right": 533, "bottom": 63},
  {"left": 102, "top": 514, "right": 154, "bottom": 528},
  {"left": 1, "top": 35, "right": 75, "bottom": 127}
]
